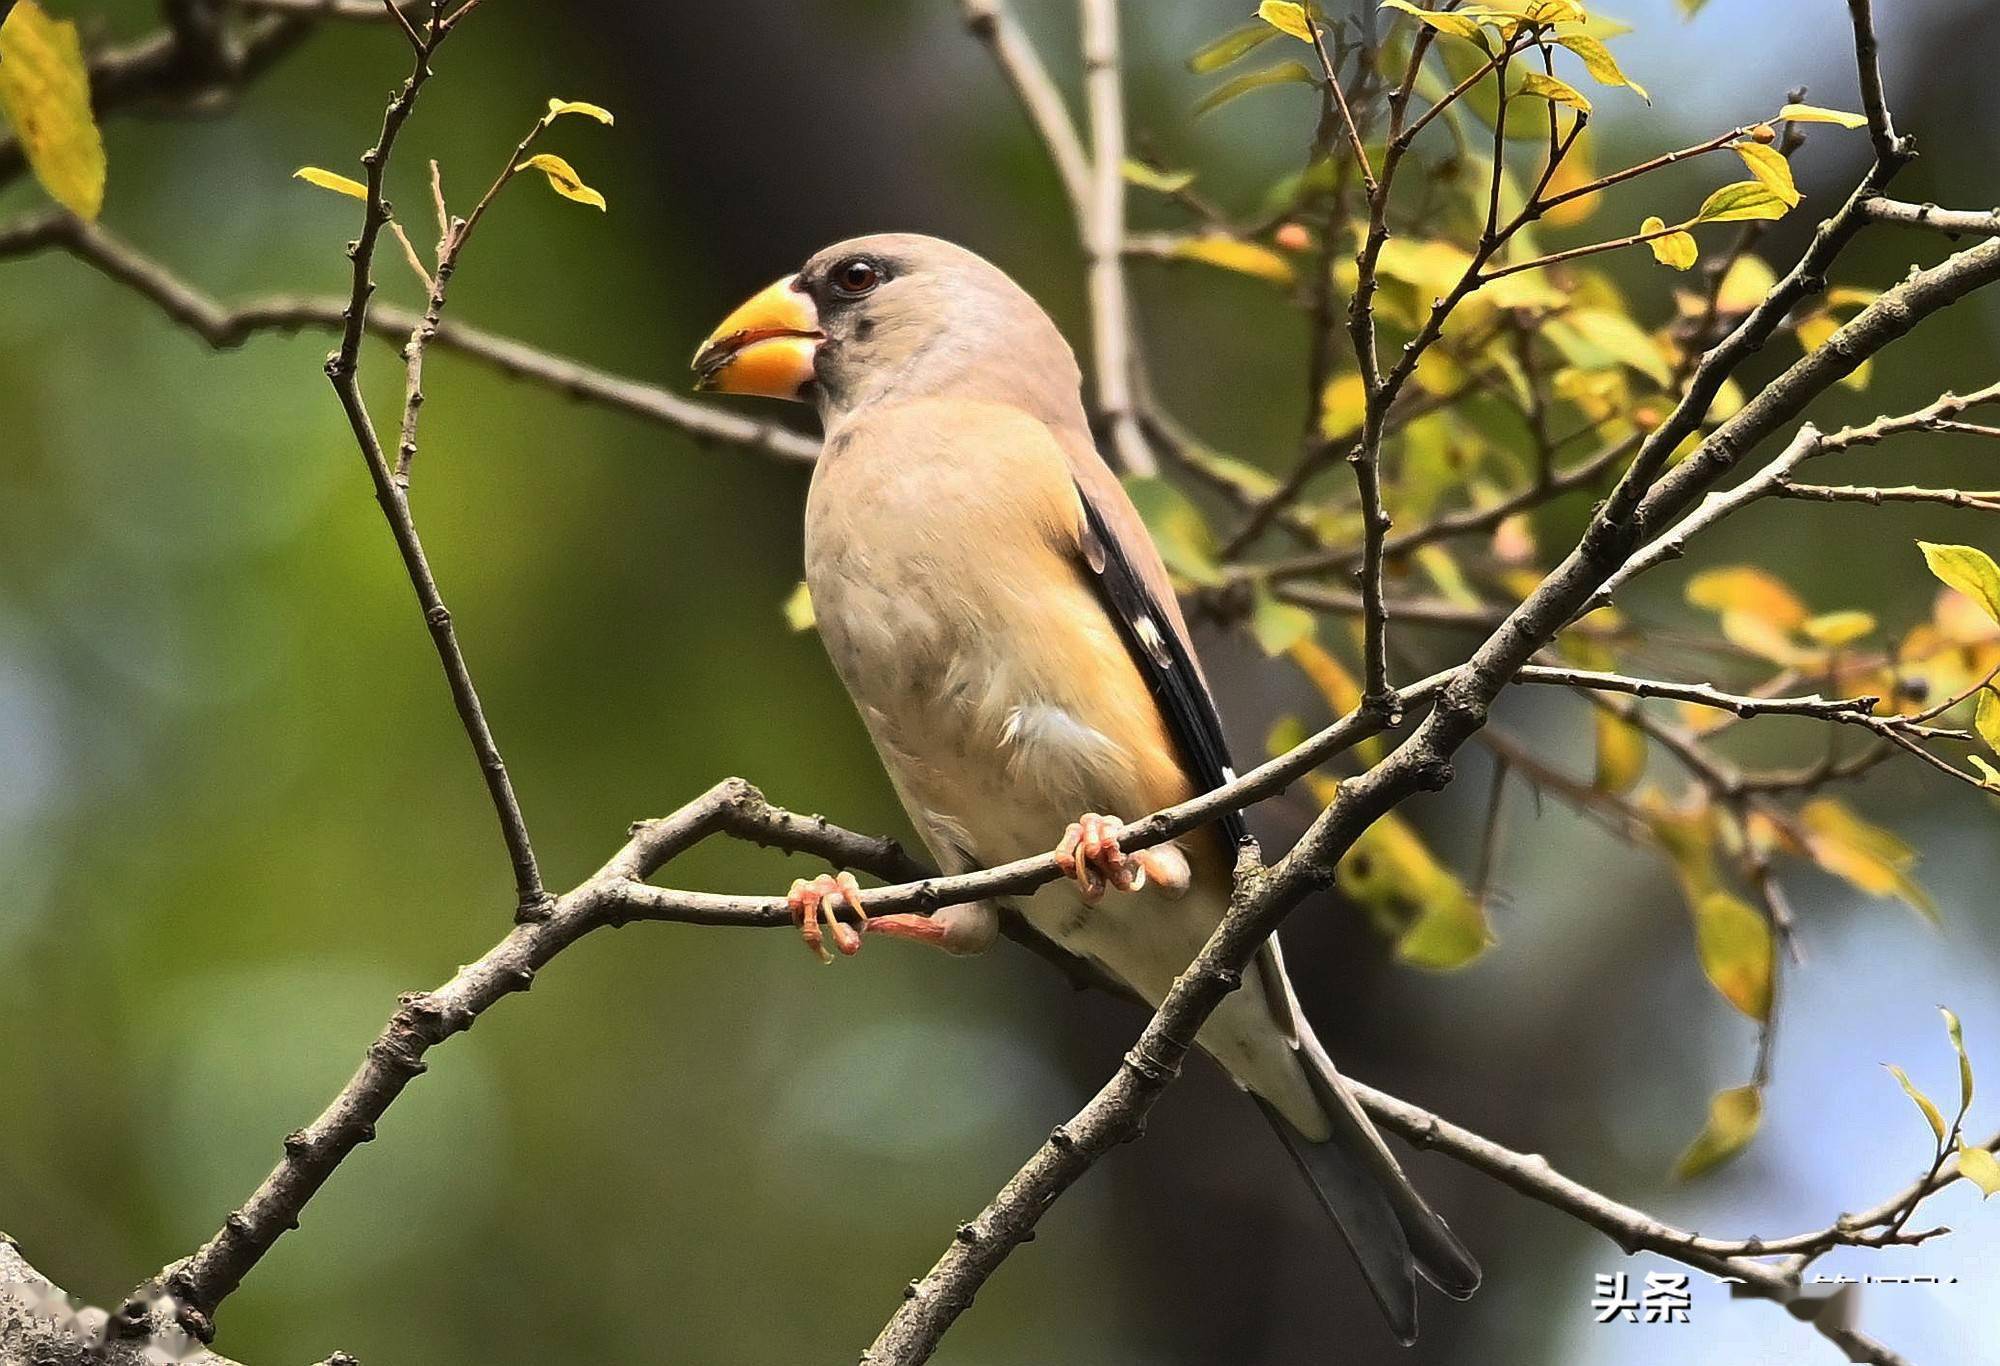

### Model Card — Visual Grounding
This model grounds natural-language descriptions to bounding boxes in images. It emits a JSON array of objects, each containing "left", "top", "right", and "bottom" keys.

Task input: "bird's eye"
[{"left": 831, "top": 258, "right": 883, "bottom": 298}]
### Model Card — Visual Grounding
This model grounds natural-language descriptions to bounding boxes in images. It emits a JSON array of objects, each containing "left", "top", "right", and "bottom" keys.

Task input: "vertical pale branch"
[
  {"left": 1077, "top": 0, "right": 1154, "bottom": 476},
  {"left": 318, "top": 6, "right": 552, "bottom": 917},
  {"left": 958, "top": 0, "right": 1091, "bottom": 225}
]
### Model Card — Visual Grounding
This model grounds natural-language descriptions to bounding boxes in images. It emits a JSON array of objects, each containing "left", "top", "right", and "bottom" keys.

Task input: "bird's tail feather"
[{"left": 1256, "top": 1030, "right": 1480, "bottom": 1344}]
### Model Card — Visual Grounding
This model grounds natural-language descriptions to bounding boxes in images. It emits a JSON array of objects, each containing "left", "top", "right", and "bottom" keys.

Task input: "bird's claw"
[
  {"left": 787, "top": 871, "right": 866, "bottom": 963},
  {"left": 1054, "top": 813, "right": 1147, "bottom": 906}
]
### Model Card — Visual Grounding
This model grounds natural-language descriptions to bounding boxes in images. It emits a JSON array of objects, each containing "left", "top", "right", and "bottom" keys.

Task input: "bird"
[{"left": 690, "top": 233, "right": 1479, "bottom": 1341}]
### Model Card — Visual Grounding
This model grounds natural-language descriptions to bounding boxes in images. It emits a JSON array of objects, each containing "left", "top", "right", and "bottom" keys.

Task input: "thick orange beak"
[{"left": 691, "top": 275, "right": 822, "bottom": 399}]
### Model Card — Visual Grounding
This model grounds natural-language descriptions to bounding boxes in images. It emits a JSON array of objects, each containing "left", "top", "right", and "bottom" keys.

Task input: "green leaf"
[
  {"left": 1885, "top": 1063, "right": 1947, "bottom": 1143},
  {"left": 544, "top": 98, "right": 614, "bottom": 126},
  {"left": 1251, "top": 586, "right": 1316, "bottom": 656},
  {"left": 1188, "top": 20, "right": 1280, "bottom": 73},
  {"left": 1517, "top": 71, "right": 1592, "bottom": 113},
  {"left": 1694, "top": 180, "right": 1791, "bottom": 224},
  {"left": 1942, "top": 1005, "right": 1974, "bottom": 1112},
  {"left": 1642, "top": 214, "right": 1699, "bottom": 270},
  {"left": 514, "top": 152, "right": 607, "bottom": 210},
  {"left": 782, "top": 580, "right": 816, "bottom": 632},
  {"left": 293, "top": 166, "right": 368, "bottom": 200},
  {"left": 1257, "top": 0, "right": 1315, "bottom": 42},
  {"left": 1170, "top": 233, "right": 1296, "bottom": 284},
  {"left": 1694, "top": 891, "right": 1774, "bottom": 1021},
  {"left": 1918, "top": 542, "right": 2000, "bottom": 624},
  {"left": 0, "top": 0, "right": 107, "bottom": 219},
  {"left": 1122, "top": 160, "right": 1195, "bottom": 194},
  {"left": 1973, "top": 754, "right": 2000, "bottom": 791},
  {"left": 1194, "top": 59, "right": 1318, "bottom": 117},
  {"left": 1732, "top": 141, "right": 1801, "bottom": 208},
  {"left": 1338, "top": 814, "right": 1494, "bottom": 971},
  {"left": 1556, "top": 32, "right": 1649, "bottom": 103},
  {"left": 1778, "top": 102, "right": 1868, "bottom": 128},
  {"left": 1563, "top": 308, "right": 1674, "bottom": 387},
  {"left": 1978, "top": 689, "right": 2000, "bottom": 755},
  {"left": 1124, "top": 476, "right": 1222, "bottom": 586},
  {"left": 1959, "top": 1143, "right": 2000, "bottom": 1197},
  {"left": 1674, "top": 1084, "right": 1763, "bottom": 1179}
]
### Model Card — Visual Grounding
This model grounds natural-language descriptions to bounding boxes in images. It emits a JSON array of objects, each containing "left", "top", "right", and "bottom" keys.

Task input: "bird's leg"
[
  {"left": 787, "top": 871, "right": 866, "bottom": 963},
  {"left": 787, "top": 877, "right": 998, "bottom": 962},
  {"left": 866, "top": 901, "right": 997, "bottom": 955},
  {"left": 1053, "top": 814, "right": 1192, "bottom": 905}
]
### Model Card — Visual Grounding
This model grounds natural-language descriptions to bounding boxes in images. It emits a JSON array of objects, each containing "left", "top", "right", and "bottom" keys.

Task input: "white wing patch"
[{"left": 1000, "top": 702, "right": 1132, "bottom": 795}]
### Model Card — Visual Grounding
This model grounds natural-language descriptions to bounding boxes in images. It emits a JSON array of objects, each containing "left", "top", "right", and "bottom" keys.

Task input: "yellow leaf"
[
  {"left": 0, "top": 1, "right": 107, "bottom": 219},
  {"left": 1686, "top": 566, "right": 1807, "bottom": 630},
  {"left": 1288, "top": 635, "right": 1365, "bottom": 719},
  {"left": 1694, "top": 891, "right": 1773, "bottom": 1021},
  {"left": 1959, "top": 1143, "right": 2000, "bottom": 1197},
  {"left": 1557, "top": 32, "right": 1649, "bottom": 103},
  {"left": 1695, "top": 180, "right": 1790, "bottom": 224},
  {"left": 1641, "top": 215, "right": 1698, "bottom": 270},
  {"left": 1674, "top": 1084, "right": 1763, "bottom": 1179},
  {"left": 1338, "top": 813, "right": 1494, "bottom": 971},
  {"left": 1798, "top": 798, "right": 1937, "bottom": 923},
  {"left": 1380, "top": 0, "right": 1490, "bottom": 43},
  {"left": 1794, "top": 311, "right": 1871, "bottom": 389},
  {"left": 782, "top": 580, "right": 815, "bottom": 632},
  {"left": 1885, "top": 1063, "right": 1947, "bottom": 1142},
  {"left": 1257, "top": 0, "right": 1314, "bottom": 42},
  {"left": 1715, "top": 254, "right": 1777, "bottom": 312},
  {"left": 1919, "top": 541, "right": 2000, "bottom": 625},
  {"left": 1778, "top": 102, "right": 1868, "bottom": 128},
  {"left": 1942, "top": 1005, "right": 1973, "bottom": 1112},
  {"left": 1972, "top": 754, "right": 2000, "bottom": 792},
  {"left": 1647, "top": 794, "right": 1720, "bottom": 901},
  {"left": 293, "top": 165, "right": 369, "bottom": 200},
  {"left": 1732, "top": 141, "right": 1800, "bottom": 207},
  {"left": 1518, "top": 71, "right": 1592, "bottom": 113},
  {"left": 1169, "top": 233, "right": 1295, "bottom": 284},
  {"left": 544, "top": 98, "right": 614, "bottom": 126},
  {"left": 514, "top": 152, "right": 607, "bottom": 210},
  {"left": 1540, "top": 134, "right": 1602, "bottom": 227},
  {"left": 1979, "top": 689, "right": 2000, "bottom": 755},
  {"left": 1801, "top": 610, "right": 1875, "bottom": 647},
  {"left": 1594, "top": 711, "right": 1648, "bottom": 795},
  {"left": 1319, "top": 372, "right": 1368, "bottom": 440}
]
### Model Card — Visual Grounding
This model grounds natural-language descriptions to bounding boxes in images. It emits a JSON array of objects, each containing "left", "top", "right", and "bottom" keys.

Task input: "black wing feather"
[{"left": 1074, "top": 481, "right": 1249, "bottom": 848}]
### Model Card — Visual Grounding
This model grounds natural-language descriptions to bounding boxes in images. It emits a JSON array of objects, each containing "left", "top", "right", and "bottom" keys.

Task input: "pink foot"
[{"left": 787, "top": 871, "right": 865, "bottom": 963}]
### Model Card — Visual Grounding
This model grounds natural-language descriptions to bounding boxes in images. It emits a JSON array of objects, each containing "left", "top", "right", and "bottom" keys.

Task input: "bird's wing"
[
  {"left": 1057, "top": 426, "right": 1306, "bottom": 1037},
  {"left": 1067, "top": 470, "right": 1247, "bottom": 850}
]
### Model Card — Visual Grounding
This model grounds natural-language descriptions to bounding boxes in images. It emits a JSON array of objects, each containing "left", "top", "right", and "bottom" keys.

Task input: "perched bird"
[{"left": 691, "top": 234, "right": 1478, "bottom": 1340}]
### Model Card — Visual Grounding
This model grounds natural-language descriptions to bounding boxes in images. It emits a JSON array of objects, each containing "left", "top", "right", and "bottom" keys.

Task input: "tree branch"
[
  {"left": 0, "top": 210, "right": 822, "bottom": 465},
  {"left": 1077, "top": 0, "right": 1154, "bottom": 476}
]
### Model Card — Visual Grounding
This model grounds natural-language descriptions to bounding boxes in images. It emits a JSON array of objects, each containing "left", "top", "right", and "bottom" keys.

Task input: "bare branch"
[
  {"left": 1077, "top": 0, "right": 1154, "bottom": 475},
  {"left": 1861, "top": 198, "right": 2000, "bottom": 237},
  {"left": 1844, "top": 0, "right": 1911, "bottom": 168},
  {"left": 958, "top": 0, "right": 1091, "bottom": 223},
  {"left": 0, "top": 209, "right": 821, "bottom": 465}
]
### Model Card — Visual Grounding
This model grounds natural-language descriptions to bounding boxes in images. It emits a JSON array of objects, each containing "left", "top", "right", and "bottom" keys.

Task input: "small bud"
[{"left": 1749, "top": 123, "right": 1777, "bottom": 144}]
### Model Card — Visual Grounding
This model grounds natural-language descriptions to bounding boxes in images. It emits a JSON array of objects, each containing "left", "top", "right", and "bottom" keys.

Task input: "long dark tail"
[{"left": 1255, "top": 1030, "right": 1480, "bottom": 1344}]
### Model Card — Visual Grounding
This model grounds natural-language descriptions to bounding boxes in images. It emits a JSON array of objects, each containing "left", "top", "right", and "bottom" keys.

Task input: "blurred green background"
[{"left": 3, "top": 2, "right": 1999, "bottom": 1363}]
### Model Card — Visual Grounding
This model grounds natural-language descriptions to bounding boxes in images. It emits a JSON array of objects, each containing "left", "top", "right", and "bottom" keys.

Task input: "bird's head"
[{"left": 692, "top": 233, "right": 1083, "bottom": 427}]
